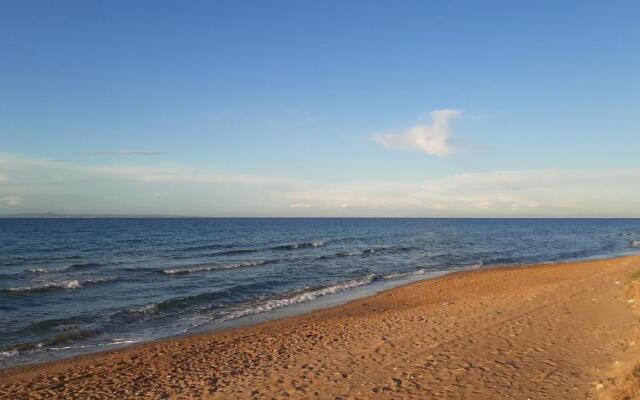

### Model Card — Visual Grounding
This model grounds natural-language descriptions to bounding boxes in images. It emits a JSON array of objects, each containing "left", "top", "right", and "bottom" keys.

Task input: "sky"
[{"left": 1, "top": 0, "right": 639, "bottom": 217}]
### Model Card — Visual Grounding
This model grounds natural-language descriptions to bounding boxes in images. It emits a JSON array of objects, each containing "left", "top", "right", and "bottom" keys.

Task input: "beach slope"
[{"left": 2, "top": 255, "right": 640, "bottom": 399}]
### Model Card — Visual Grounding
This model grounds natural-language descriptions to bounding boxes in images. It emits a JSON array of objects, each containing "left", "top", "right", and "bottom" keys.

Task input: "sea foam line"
[
  {"left": 271, "top": 240, "right": 326, "bottom": 251},
  {"left": 2, "top": 276, "right": 117, "bottom": 293},
  {"left": 161, "top": 260, "right": 271, "bottom": 275},
  {"left": 24, "top": 262, "right": 102, "bottom": 276},
  {"left": 219, "top": 274, "right": 378, "bottom": 321}
]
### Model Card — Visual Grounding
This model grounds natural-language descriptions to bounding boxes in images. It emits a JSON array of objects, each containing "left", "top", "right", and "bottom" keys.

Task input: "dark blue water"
[{"left": 1, "top": 218, "right": 639, "bottom": 368}]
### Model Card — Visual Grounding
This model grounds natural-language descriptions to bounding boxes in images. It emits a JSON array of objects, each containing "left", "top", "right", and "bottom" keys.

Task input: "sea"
[{"left": 1, "top": 218, "right": 639, "bottom": 368}]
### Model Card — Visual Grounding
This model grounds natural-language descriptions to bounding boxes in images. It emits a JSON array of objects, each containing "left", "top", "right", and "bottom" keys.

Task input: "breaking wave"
[
  {"left": 23, "top": 262, "right": 102, "bottom": 276},
  {"left": 2, "top": 276, "right": 117, "bottom": 293},
  {"left": 203, "top": 248, "right": 260, "bottom": 257},
  {"left": 271, "top": 240, "right": 326, "bottom": 251},
  {"left": 0, "top": 328, "right": 97, "bottom": 354},
  {"left": 26, "top": 267, "right": 66, "bottom": 275},
  {"left": 161, "top": 260, "right": 272, "bottom": 275},
  {"left": 110, "top": 304, "right": 160, "bottom": 322},
  {"left": 318, "top": 245, "right": 417, "bottom": 260},
  {"left": 383, "top": 269, "right": 427, "bottom": 279},
  {"left": 179, "top": 243, "right": 236, "bottom": 252},
  {"left": 220, "top": 274, "right": 378, "bottom": 321},
  {"left": 319, "top": 248, "right": 379, "bottom": 259},
  {"left": 631, "top": 240, "right": 640, "bottom": 248},
  {"left": 66, "top": 262, "right": 102, "bottom": 270},
  {"left": 204, "top": 240, "right": 326, "bottom": 256}
]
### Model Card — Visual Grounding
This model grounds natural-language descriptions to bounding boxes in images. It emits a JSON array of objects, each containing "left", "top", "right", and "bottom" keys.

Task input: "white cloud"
[
  {"left": 75, "top": 150, "right": 167, "bottom": 156},
  {"left": 287, "top": 169, "right": 640, "bottom": 217},
  {"left": 472, "top": 201, "right": 492, "bottom": 210},
  {"left": 372, "top": 109, "right": 461, "bottom": 156},
  {"left": 1, "top": 153, "right": 639, "bottom": 217},
  {"left": 0, "top": 153, "right": 281, "bottom": 187},
  {"left": 2, "top": 196, "right": 21, "bottom": 206},
  {"left": 289, "top": 203, "right": 311, "bottom": 208}
]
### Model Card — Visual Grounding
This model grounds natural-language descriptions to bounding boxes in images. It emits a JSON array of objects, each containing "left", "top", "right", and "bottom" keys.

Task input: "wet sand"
[{"left": 2, "top": 255, "right": 640, "bottom": 399}]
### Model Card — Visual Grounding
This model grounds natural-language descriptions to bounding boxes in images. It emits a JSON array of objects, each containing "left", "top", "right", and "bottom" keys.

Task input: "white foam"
[
  {"left": 3, "top": 276, "right": 116, "bottom": 293},
  {"left": 0, "top": 350, "right": 18, "bottom": 358},
  {"left": 221, "top": 275, "right": 378, "bottom": 321},
  {"left": 162, "top": 260, "right": 267, "bottom": 275},
  {"left": 332, "top": 248, "right": 377, "bottom": 258},
  {"left": 26, "top": 266, "right": 68, "bottom": 275},
  {"left": 109, "top": 338, "right": 139, "bottom": 345},
  {"left": 127, "top": 304, "right": 159, "bottom": 315},
  {"left": 277, "top": 240, "right": 326, "bottom": 250},
  {"left": 5, "top": 280, "right": 81, "bottom": 292},
  {"left": 384, "top": 269, "right": 426, "bottom": 279}
]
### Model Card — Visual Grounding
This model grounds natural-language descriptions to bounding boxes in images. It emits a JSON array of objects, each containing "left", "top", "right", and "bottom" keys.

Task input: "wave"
[
  {"left": 203, "top": 248, "right": 260, "bottom": 257},
  {"left": 127, "top": 303, "right": 159, "bottom": 315},
  {"left": 49, "top": 338, "right": 139, "bottom": 352},
  {"left": 271, "top": 240, "right": 326, "bottom": 251},
  {"left": 66, "top": 262, "right": 102, "bottom": 270},
  {"left": 2, "top": 276, "right": 117, "bottom": 294},
  {"left": 631, "top": 240, "right": 640, "bottom": 248},
  {"left": 318, "top": 245, "right": 417, "bottom": 260},
  {"left": 106, "top": 267, "right": 440, "bottom": 336},
  {"left": 219, "top": 274, "right": 378, "bottom": 321},
  {"left": 0, "top": 262, "right": 105, "bottom": 279},
  {"left": 4, "top": 280, "right": 82, "bottom": 293},
  {"left": 20, "top": 315, "right": 89, "bottom": 334},
  {"left": 383, "top": 269, "right": 427, "bottom": 279},
  {"left": 161, "top": 260, "right": 272, "bottom": 275},
  {"left": 0, "top": 272, "right": 18, "bottom": 280},
  {"left": 129, "top": 267, "right": 432, "bottom": 322},
  {"left": 23, "top": 262, "right": 102, "bottom": 276},
  {"left": 41, "top": 328, "right": 97, "bottom": 347},
  {"left": 26, "top": 267, "right": 66, "bottom": 275},
  {"left": 110, "top": 303, "right": 160, "bottom": 322},
  {"left": 0, "top": 350, "right": 18, "bottom": 358},
  {"left": 178, "top": 243, "right": 236, "bottom": 252},
  {"left": 182, "top": 240, "right": 327, "bottom": 258},
  {"left": 386, "top": 245, "right": 419, "bottom": 253},
  {"left": 118, "top": 278, "right": 287, "bottom": 317},
  {"left": 319, "top": 247, "right": 379, "bottom": 259},
  {"left": 219, "top": 267, "right": 443, "bottom": 322},
  {"left": 0, "top": 328, "right": 97, "bottom": 354}
]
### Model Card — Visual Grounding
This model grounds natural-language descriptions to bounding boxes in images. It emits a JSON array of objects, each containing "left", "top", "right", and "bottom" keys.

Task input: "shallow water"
[{"left": 1, "top": 218, "right": 639, "bottom": 367}]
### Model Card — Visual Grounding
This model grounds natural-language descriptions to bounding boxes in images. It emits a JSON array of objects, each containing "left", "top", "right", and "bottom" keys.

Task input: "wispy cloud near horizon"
[
  {"left": 372, "top": 109, "right": 461, "bottom": 157},
  {"left": 75, "top": 150, "right": 167, "bottom": 156},
  {"left": 1, "top": 196, "right": 21, "bottom": 206},
  {"left": 1, "top": 153, "right": 639, "bottom": 217},
  {"left": 289, "top": 203, "right": 311, "bottom": 209}
]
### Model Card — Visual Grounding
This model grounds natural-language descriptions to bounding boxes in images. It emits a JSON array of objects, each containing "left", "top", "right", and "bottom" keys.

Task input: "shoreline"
[
  {"left": 0, "top": 252, "right": 628, "bottom": 370},
  {"left": 4, "top": 251, "right": 637, "bottom": 371},
  {"left": 2, "top": 254, "right": 640, "bottom": 398}
]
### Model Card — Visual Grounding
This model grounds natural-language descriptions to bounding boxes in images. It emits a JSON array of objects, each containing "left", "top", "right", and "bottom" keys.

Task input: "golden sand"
[{"left": 2, "top": 255, "right": 640, "bottom": 399}]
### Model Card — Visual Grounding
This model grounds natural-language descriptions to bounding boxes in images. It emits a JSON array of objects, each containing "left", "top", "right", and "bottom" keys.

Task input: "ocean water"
[{"left": 1, "top": 218, "right": 639, "bottom": 368}]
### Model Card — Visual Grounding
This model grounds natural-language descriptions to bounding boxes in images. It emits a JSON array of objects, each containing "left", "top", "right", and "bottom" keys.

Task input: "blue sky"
[{"left": 1, "top": 1, "right": 639, "bottom": 216}]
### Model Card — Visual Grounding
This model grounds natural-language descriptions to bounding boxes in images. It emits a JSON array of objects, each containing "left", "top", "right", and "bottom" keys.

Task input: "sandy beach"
[{"left": 1, "top": 255, "right": 639, "bottom": 399}]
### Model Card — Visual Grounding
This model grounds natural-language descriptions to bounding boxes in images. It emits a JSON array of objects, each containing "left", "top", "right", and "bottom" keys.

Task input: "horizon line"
[{"left": 1, "top": 213, "right": 639, "bottom": 220}]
